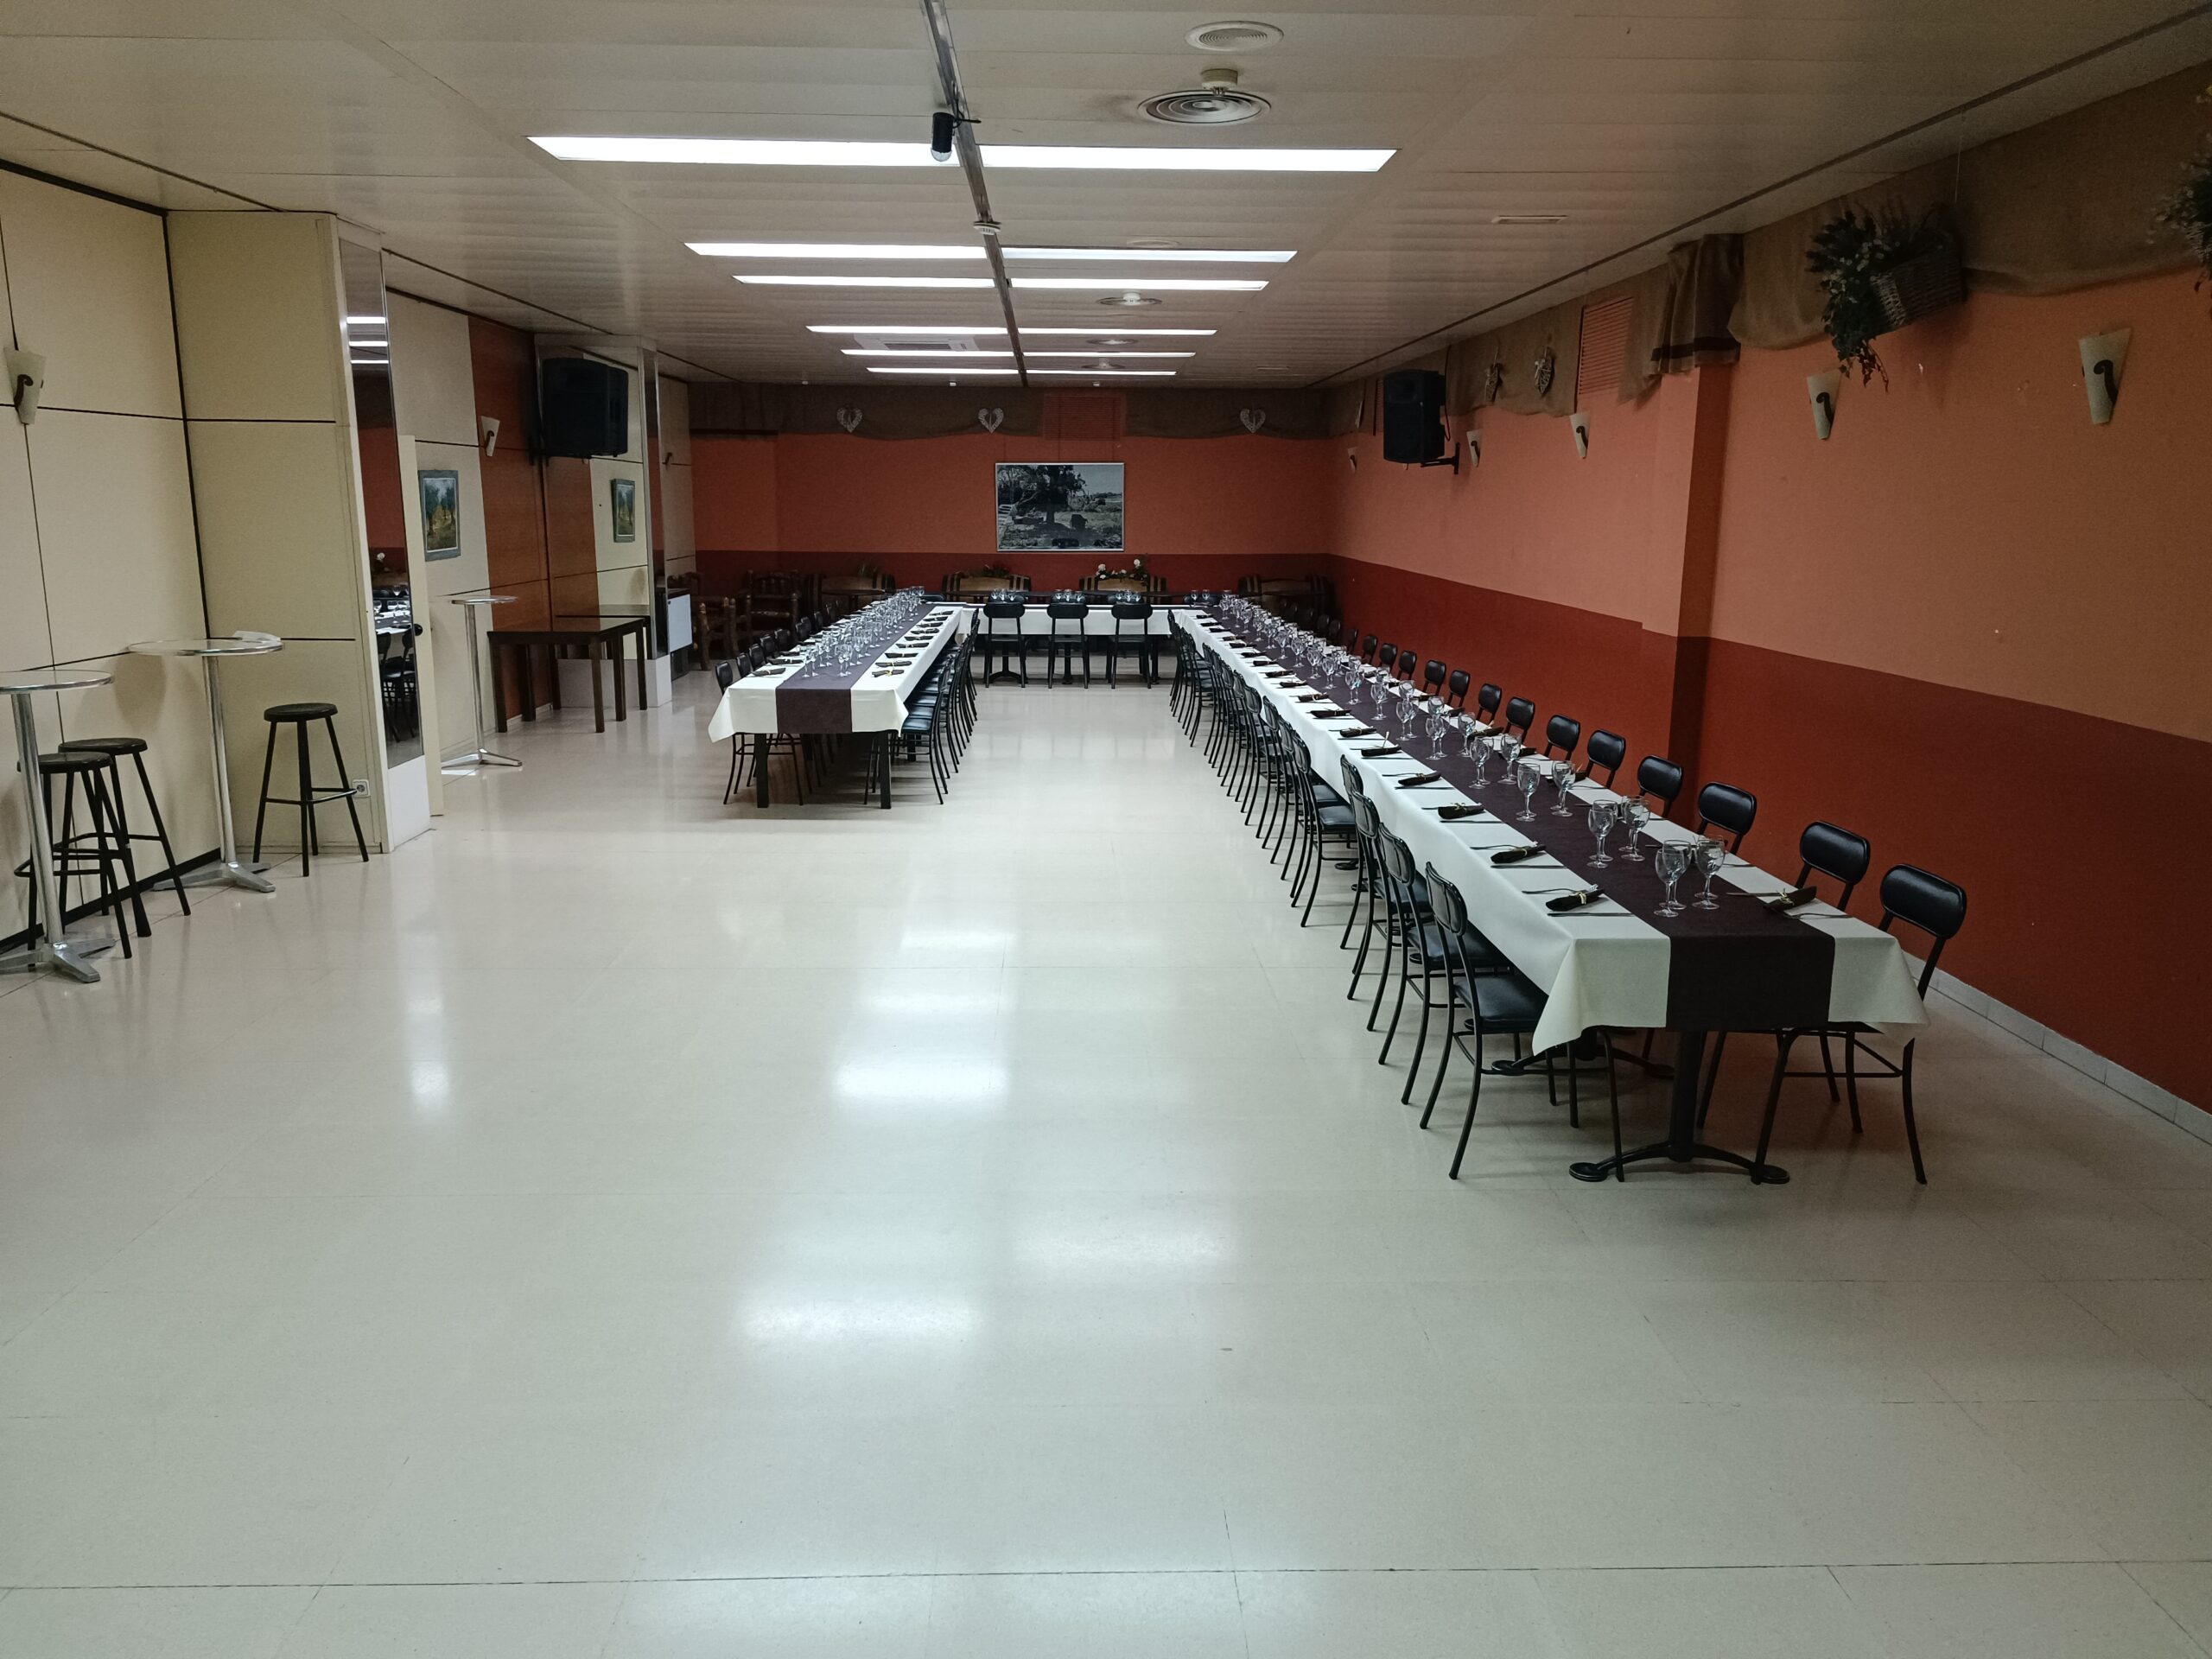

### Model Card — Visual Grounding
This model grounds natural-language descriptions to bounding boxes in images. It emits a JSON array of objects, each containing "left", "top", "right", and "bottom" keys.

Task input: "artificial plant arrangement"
[
  {"left": 1806, "top": 203, "right": 1964, "bottom": 385},
  {"left": 2157, "top": 84, "right": 2212, "bottom": 304}
]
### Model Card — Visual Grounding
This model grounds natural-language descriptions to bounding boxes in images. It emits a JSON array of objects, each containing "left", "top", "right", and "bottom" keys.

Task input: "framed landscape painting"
[
  {"left": 996, "top": 461, "right": 1122, "bottom": 552},
  {"left": 610, "top": 476, "right": 637, "bottom": 543},
  {"left": 418, "top": 468, "right": 461, "bottom": 561}
]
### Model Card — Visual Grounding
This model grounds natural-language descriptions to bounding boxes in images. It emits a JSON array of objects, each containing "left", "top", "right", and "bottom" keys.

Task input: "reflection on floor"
[{"left": 3, "top": 672, "right": 2210, "bottom": 1658}]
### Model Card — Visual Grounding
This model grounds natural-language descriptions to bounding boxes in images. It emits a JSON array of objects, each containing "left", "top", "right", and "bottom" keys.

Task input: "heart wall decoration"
[
  {"left": 835, "top": 406, "right": 862, "bottom": 433},
  {"left": 977, "top": 407, "right": 1004, "bottom": 433},
  {"left": 1238, "top": 408, "right": 1267, "bottom": 434},
  {"left": 1532, "top": 351, "right": 1556, "bottom": 397}
]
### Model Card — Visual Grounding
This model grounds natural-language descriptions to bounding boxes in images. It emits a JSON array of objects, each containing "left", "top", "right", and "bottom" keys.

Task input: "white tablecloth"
[
  {"left": 708, "top": 605, "right": 972, "bottom": 739},
  {"left": 1190, "top": 613, "right": 1926, "bottom": 1052},
  {"left": 984, "top": 603, "right": 1189, "bottom": 638}
]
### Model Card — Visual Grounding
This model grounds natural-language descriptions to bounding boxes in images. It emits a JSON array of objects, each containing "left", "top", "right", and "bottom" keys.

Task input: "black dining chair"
[
  {"left": 1108, "top": 600, "right": 1158, "bottom": 686},
  {"left": 1637, "top": 756, "right": 1684, "bottom": 818},
  {"left": 1375, "top": 641, "right": 1395, "bottom": 675},
  {"left": 1045, "top": 599, "right": 1092, "bottom": 686},
  {"left": 1541, "top": 714, "right": 1581, "bottom": 762},
  {"left": 1695, "top": 781, "right": 1758, "bottom": 851},
  {"left": 1361, "top": 632, "right": 1380, "bottom": 664},
  {"left": 1475, "top": 683, "right": 1503, "bottom": 725},
  {"left": 1584, "top": 729, "right": 1626, "bottom": 787},
  {"left": 979, "top": 600, "right": 1031, "bottom": 685},
  {"left": 1395, "top": 647, "right": 1419, "bottom": 681},
  {"left": 1421, "top": 659, "right": 1447, "bottom": 696},
  {"left": 1751, "top": 864, "right": 1967, "bottom": 1185},
  {"left": 1418, "top": 864, "right": 1615, "bottom": 1180},
  {"left": 1502, "top": 696, "right": 1535, "bottom": 742},
  {"left": 1444, "top": 668, "right": 1470, "bottom": 709}
]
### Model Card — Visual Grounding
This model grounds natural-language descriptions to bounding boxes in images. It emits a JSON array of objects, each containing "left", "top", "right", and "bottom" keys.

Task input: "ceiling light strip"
[
  {"left": 842, "top": 348, "right": 1195, "bottom": 357},
  {"left": 868, "top": 365, "right": 1178, "bottom": 376},
  {"left": 738, "top": 275, "right": 1262, "bottom": 290},
  {"left": 805, "top": 325, "right": 1216, "bottom": 336},
  {"left": 690, "top": 241, "right": 1294, "bottom": 264},
  {"left": 533, "top": 137, "right": 1391, "bottom": 172}
]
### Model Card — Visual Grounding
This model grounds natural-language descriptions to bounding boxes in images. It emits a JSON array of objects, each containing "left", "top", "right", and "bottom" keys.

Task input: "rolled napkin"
[
  {"left": 1436, "top": 802, "right": 1487, "bottom": 820},
  {"left": 1763, "top": 886, "right": 1819, "bottom": 913},
  {"left": 1491, "top": 844, "right": 1548, "bottom": 866},
  {"left": 1546, "top": 888, "right": 1608, "bottom": 913},
  {"left": 1357, "top": 745, "right": 1402, "bottom": 758},
  {"left": 1294, "top": 694, "right": 1326, "bottom": 702},
  {"left": 1395, "top": 771, "right": 1443, "bottom": 788},
  {"left": 1310, "top": 707, "right": 1347, "bottom": 718},
  {"left": 1333, "top": 724, "right": 1376, "bottom": 736}
]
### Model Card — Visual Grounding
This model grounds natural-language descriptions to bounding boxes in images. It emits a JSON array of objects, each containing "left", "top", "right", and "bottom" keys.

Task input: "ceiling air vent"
[
  {"left": 1185, "top": 20, "right": 1283, "bottom": 51},
  {"left": 1141, "top": 67, "right": 1271, "bottom": 126},
  {"left": 1097, "top": 292, "right": 1163, "bottom": 308}
]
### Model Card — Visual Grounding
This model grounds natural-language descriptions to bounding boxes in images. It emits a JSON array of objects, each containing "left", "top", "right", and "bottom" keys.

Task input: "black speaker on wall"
[
  {"left": 539, "top": 356, "right": 629, "bottom": 457},
  {"left": 1381, "top": 368, "right": 1454, "bottom": 469}
]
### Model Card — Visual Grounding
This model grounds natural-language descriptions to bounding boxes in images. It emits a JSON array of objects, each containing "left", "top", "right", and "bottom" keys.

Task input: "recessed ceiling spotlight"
[
  {"left": 1491, "top": 213, "right": 1567, "bottom": 225},
  {"left": 1099, "top": 292, "right": 1164, "bottom": 308},
  {"left": 1185, "top": 20, "right": 1283, "bottom": 51},
  {"left": 532, "top": 136, "right": 1390, "bottom": 171},
  {"left": 1141, "top": 67, "right": 1272, "bottom": 126}
]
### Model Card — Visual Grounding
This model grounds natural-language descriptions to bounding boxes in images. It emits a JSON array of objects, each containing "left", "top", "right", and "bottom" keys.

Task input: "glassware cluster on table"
[
  {"left": 757, "top": 589, "right": 944, "bottom": 677},
  {"left": 1210, "top": 598, "right": 1735, "bottom": 913}
]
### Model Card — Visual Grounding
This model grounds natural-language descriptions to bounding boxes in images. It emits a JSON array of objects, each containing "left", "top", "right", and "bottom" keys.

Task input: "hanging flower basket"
[{"left": 1807, "top": 204, "right": 1964, "bottom": 385}]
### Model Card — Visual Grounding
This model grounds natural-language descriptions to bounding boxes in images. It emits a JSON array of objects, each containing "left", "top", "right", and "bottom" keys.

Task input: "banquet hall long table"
[
  {"left": 708, "top": 601, "right": 970, "bottom": 808},
  {"left": 1187, "top": 609, "right": 1926, "bottom": 1183}
]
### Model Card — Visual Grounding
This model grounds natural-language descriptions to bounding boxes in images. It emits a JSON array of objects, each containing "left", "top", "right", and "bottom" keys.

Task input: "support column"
[{"left": 1631, "top": 362, "right": 1734, "bottom": 785}]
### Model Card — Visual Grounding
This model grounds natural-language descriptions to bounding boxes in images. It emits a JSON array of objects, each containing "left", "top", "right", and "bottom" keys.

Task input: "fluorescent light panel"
[
  {"left": 842, "top": 348, "right": 1194, "bottom": 358},
  {"left": 738, "top": 275, "right": 1262, "bottom": 291},
  {"left": 690, "top": 241, "right": 1292, "bottom": 263},
  {"left": 867, "top": 365, "right": 1177, "bottom": 376},
  {"left": 535, "top": 136, "right": 1390, "bottom": 172},
  {"left": 806, "top": 326, "right": 1216, "bottom": 336}
]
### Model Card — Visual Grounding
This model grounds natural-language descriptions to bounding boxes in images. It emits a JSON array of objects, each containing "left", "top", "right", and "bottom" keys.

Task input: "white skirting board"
[{"left": 1923, "top": 964, "right": 2209, "bottom": 1143}]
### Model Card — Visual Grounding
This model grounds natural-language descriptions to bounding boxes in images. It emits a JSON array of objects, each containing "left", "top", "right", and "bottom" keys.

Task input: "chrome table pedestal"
[
  {"left": 443, "top": 594, "right": 520, "bottom": 772},
  {"left": 127, "top": 633, "right": 285, "bottom": 895},
  {"left": 0, "top": 666, "right": 119, "bottom": 982}
]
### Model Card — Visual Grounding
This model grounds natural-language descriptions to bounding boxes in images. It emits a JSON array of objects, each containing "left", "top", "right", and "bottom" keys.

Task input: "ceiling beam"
[{"left": 918, "top": 0, "right": 1029, "bottom": 385}]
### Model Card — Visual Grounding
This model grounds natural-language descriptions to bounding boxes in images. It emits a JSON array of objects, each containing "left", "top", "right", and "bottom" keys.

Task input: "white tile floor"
[{"left": 3, "top": 674, "right": 2211, "bottom": 1655}]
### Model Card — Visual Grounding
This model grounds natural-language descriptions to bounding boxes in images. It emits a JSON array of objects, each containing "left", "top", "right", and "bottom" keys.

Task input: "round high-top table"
[
  {"left": 126, "top": 633, "right": 284, "bottom": 895},
  {"left": 444, "top": 594, "right": 520, "bottom": 772},
  {"left": 0, "top": 665, "right": 118, "bottom": 983}
]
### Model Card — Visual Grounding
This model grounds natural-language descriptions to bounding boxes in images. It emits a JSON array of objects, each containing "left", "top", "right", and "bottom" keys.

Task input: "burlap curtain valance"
[
  {"left": 1733, "top": 60, "right": 2209, "bottom": 348},
  {"left": 1121, "top": 388, "right": 1330, "bottom": 439},
  {"left": 688, "top": 382, "right": 1049, "bottom": 439}
]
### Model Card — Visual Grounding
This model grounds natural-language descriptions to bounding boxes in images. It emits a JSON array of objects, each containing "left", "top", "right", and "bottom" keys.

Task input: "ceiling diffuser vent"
[
  {"left": 1185, "top": 20, "right": 1282, "bottom": 51},
  {"left": 1140, "top": 67, "right": 1271, "bottom": 125},
  {"left": 1097, "top": 291, "right": 1163, "bottom": 308}
]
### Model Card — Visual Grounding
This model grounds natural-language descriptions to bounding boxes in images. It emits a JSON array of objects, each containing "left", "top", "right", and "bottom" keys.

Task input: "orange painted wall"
[
  {"left": 692, "top": 429, "right": 1336, "bottom": 592},
  {"left": 1709, "top": 270, "right": 2212, "bottom": 744}
]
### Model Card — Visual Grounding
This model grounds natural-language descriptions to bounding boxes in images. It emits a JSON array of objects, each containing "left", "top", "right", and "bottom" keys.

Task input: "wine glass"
[
  {"left": 1549, "top": 757, "right": 1578, "bottom": 816},
  {"left": 1516, "top": 758, "right": 1542, "bottom": 823},
  {"left": 1654, "top": 841, "right": 1691, "bottom": 916},
  {"left": 1587, "top": 799, "right": 1618, "bottom": 867},
  {"left": 1458, "top": 713, "right": 1484, "bottom": 759},
  {"left": 1618, "top": 798, "right": 1652, "bottom": 860},
  {"left": 1692, "top": 837, "right": 1726, "bottom": 909},
  {"left": 1426, "top": 699, "right": 1448, "bottom": 750}
]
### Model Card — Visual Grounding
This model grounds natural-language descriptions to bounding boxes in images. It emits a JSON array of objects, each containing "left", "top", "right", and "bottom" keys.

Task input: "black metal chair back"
[
  {"left": 1395, "top": 648, "right": 1418, "bottom": 680},
  {"left": 1585, "top": 728, "right": 1625, "bottom": 785},
  {"left": 1422, "top": 659, "right": 1446, "bottom": 694},
  {"left": 1542, "top": 714, "right": 1580, "bottom": 760},
  {"left": 1637, "top": 755, "right": 1684, "bottom": 817},
  {"left": 1476, "top": 683, "right": 1503, "bottom": 722},
  {"left": 1878, "top": 865, "right": 1968, "bottom": 995},
  {"left": 1796, "top": 821, "right": 1872, "bottom": 906},
  {"left": 1695, "top": 782, "right": 1758, "bottom": 851},
  {"left": 1503, "top": 696, "right": 1535, "bottom": 740},
  {"left": 1445, "top": 668, "right": 1470, "bottom": 708}
]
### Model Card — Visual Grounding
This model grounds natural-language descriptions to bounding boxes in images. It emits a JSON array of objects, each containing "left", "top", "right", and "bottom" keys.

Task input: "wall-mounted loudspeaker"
[
  {"left": 1382, "top": 369, "right": 1453, "bottom": 469},
  {"left": 539, "top": 356, "right": 629, "bottom": 457}
]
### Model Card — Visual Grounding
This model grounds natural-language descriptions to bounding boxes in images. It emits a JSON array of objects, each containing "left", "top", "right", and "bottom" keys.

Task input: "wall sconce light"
[
  {"left": 5, "top": 347, "right": 45, "bottom": 426},
  {"left": 1569, "top": 411, "right": 1590, "bottom": 459},
  {"left": 2079, "top": 329, "right": 2128, "bottom": 424},
  {"left": 1808, "top": 369, "right": 1840, "bottom": 440},
  {"left": 479, "top": 415, "right": 501, "bottom": 456},
  {"left": 1466, "top": 430, "right": 1480, "bottom": 468}
]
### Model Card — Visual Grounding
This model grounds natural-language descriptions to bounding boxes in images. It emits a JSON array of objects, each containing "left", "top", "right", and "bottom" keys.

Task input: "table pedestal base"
[
  {"left": 182, "top": 858, "right": 276, "bottom": 895},
  {"left": 442, "top": 747, "right": 521, "bottom": 773},
  {"left": 0, "top": 933, "right": 115, "bottom": 983},
  {"left": 1570, "top": 1141, "right": 1789, "bottom": 1184}
]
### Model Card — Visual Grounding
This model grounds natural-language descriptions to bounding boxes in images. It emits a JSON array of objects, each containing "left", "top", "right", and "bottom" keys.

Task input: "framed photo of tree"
[{"left": 996, "top": 461, "right": 1122, "bottom": 553}]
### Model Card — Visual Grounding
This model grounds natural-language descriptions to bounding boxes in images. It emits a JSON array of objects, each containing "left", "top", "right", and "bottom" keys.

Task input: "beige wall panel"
[
  {"left": 0, "top": 173, "right": 181, "bottom": 420},
  {"left": 209, "top": 639, "right": 378, "bottom": 854},
  {"left": 588, "top": 456, "right": 647, "bottom": 575},
  {"left": 596, "top": 563, "right": 651, "bottom": 611},
  {"left": 660, "top": 377, "right": 692, "bottom": 467},
  {"left": 54, "top": 651, "right": 220, "bottom": 861},
  {"left": 661, "top": 461, "right": 696, "bottom": 570},
  {"left": 188, "top": 419, "right": 365, "bottom": 642},
  {"left": 167, "top": 213, "right": 344, "bottom": 423},
  {"left": 0, "top": 418, "right": 53, "bottom": 672},
  {"left": 27, "top": 410, "right": 203, "bottom": 664},
  {"left": 410, "top": 440, "right": 491, "bottom": 760},
  {"left": 388, "top": 294, "right": 478, "bottom": 448}
]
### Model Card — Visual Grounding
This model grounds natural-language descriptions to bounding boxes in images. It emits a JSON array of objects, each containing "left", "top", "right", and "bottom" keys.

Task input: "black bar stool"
[
  {"left": 251, "top": 702, "right": 368, "bottom": 876},
  {"left": 57, "top": 736, "right": 191, "bottom": 930},
  {"left": 10, "top": 750, "right": 136, "bottom": 957}
]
